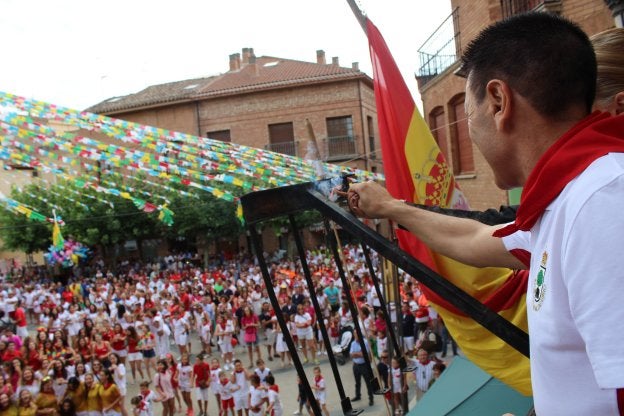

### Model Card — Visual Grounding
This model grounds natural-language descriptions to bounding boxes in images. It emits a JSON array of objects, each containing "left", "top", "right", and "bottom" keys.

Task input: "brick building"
[
  {"left": 416, "top": 0, "right": 617, "bottom": 210},
  {"left": 88, "top": 48, "right": 382, "bottom": 175},
  {"left": 86, "top": 48, "right": 383, "bottom": 254}
]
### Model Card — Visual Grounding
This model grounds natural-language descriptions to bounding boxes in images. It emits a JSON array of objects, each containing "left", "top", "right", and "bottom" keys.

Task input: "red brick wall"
[
  {"left": 418, "top": 0, "right": 614, "bottom": 210},
  {"left": 109, "top": 79, "right": 379, "bottom": 175},
  {"left": 120, "top": 103, "right": 199, "bottom": 136}
]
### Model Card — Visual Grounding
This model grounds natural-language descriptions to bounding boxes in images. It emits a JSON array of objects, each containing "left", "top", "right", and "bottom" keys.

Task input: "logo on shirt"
[{"left": 533, "top": 251, "right": 548, "bottom": 311}]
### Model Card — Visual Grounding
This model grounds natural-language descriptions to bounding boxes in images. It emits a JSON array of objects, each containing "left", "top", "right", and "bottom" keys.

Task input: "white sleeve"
[
  {"left": 501, "top": 229, "right": 531, "bottom": 251},
  {"left": 562, "top": 177, "right": 624, "bottom": 388}
]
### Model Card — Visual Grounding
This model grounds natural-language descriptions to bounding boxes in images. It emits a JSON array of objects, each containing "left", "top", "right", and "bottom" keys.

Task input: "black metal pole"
[
  {"left": 288, "top": 215, "right": 362, "bottom": 416},
  {"left": 248, "top": 225, "right": 322, "bottom": 416},
  {"left": 360, "top": 243, "right": 415, "bottom": 373},
  {"left": 324, "top": 220, "right": 386, "bottom": 395}
]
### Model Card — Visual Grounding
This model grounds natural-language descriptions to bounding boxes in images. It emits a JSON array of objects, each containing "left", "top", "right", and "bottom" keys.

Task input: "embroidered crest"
[{"left": 533, "top": 251, "right": 548, "bottom": 311}]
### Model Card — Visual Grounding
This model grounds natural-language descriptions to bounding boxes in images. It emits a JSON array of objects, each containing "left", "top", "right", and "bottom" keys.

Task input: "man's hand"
[{"left": 346, "top": 181, "right": 399, "bottom": 219}]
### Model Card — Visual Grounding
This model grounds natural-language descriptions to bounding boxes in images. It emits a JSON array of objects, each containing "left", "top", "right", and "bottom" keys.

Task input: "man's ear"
[
  {"left": 485, "top": 79, "right": 513, "bottom": 131},
  {"left": 613, "top": 91, "right": 624, "bottom": 115}
]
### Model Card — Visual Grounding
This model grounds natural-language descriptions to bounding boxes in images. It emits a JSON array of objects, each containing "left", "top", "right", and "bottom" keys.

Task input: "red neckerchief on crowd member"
[
  {"left": 494, "top": 111, "right": 624, "bottom": 237},
  {"left": 269, "top": 384, "right": 279, "bottom": 393}
]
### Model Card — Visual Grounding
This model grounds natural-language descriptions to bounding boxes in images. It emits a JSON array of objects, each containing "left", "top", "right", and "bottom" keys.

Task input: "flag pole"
[{"left": 345, "top": 0, "right": 367, "bottom": 34}]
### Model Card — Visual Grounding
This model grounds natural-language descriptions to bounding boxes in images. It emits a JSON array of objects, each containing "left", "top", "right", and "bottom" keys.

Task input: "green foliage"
[
  {"left": 0, "top": 184, "right": 53, "bottom": 253},
  {"left": 166, "top": 188, "right": 242, "bottom": 243}
]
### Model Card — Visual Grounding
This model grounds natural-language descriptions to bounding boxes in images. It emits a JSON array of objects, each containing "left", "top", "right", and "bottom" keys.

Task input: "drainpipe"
[
  {"left": 357, "top": 80, "right": 368, "bottom": 171},
  {"left": 195, "top": 101, "right": 201, "bottom": 137}
]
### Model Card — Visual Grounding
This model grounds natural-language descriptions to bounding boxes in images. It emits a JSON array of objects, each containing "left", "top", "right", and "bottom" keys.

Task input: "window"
[
  {"left": 429, "top": 106, "right": 449, "bottom": 161},
  {"left": 325, "top": 116, "right": 355, "bottom": 160},
  {"left": 367, "top": 116, "right": 376, "bottom": 159},
  {"left": 326, "top": 116, "right": 353, "bottom": 138},
  {"left": 207, "top": 129, "right": 231, "bottom": 143},
  {"left": 450, "top": 94, "right": 474, "bottom": 175},
  {"left": 267, "top": 122, "right": 296, "bottom": 156},
  {"left": 268, "top": 122, "right": 294, "bottom": 143}
]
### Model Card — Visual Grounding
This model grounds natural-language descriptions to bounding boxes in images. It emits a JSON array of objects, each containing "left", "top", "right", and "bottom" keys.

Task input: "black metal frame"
[{"left": 242, "top": 180, "right": 530, "bottom": 415}]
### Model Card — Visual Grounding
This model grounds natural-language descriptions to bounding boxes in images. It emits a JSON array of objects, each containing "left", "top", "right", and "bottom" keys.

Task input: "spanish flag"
[{"left": 364, "top": 17, "right": 532, "bottom": 395}]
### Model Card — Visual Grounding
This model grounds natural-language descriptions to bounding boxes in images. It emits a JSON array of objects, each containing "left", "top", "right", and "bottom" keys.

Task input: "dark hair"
[
  {"left": 59, "top": 398, "right": 76, "bottom": 416},
  {"left": 433, "top": 362, "right": 447, "bottom": 373},
  {"left": 460, "top": 12, "right": 596, "bottom": 119}
]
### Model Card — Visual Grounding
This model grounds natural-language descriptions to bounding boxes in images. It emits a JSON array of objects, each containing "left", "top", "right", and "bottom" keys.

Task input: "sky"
[{"left": 0, "top": 0, "right": 451, "bottom": 112}]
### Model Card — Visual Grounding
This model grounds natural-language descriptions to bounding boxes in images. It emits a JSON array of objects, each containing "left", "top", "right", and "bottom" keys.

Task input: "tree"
[{"left": 0, "top": 184, "right": 55, "bottom": 255}]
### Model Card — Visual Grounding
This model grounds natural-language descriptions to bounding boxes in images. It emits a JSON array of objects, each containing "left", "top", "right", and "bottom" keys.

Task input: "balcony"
[
  {"left": 500, "top": 0, "right": 562, "bottom": 18},
  {"left": 323, "top": 135, "right": 358, "bottom": 162},
  {"left": 416, "top": 7, "right": 461, "bottom": 89},
  {"left": 264, "top": 141, "right": 299, "bottom": 157}
]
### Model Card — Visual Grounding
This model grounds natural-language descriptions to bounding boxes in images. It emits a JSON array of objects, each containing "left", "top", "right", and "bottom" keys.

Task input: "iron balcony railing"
[
  {"left": 322, "top": 135, "right": 358, "bottom": 161},
  {"left": 417, "top": 7, "right": 461, "bottom": 87},
  {"left": 264, "top": 141, "right": 299, "bottom": 157},
  {"left": 500, "top": 0, "right": 562, "bottom": 18}
]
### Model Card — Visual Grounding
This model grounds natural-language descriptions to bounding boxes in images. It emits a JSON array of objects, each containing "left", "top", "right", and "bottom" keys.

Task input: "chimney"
[
  {"left": 229, "top": 53, "right": 241, "bottom": 71},
  {"left": 352, "top": 62, "right": 359, "bottom": 71},
  {"left": 248, "top": 53, "right": 259, "bottom": 76},
  {"left": 242, "top": 47, "right": 254, "bottom": 64},
  {"left": 316, "top": 50, "right": 326, "bottom": 65},
  {"left": 332, "top": 56, "right": 339, "bottom": 66}
]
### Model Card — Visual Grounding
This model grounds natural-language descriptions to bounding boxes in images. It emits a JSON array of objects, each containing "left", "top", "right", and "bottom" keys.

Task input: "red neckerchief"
[
  {"left": 494, "top": 111, "right": 624, "bottom": 237},
  {"left": 314, "top": 375, "right": 322, "bottom": 386},
  {"left": 269, "top": 385, "right": 279, "bottom": 393},
  {"left": 220, "top": 379, "right": 229, "bottom": 386}
]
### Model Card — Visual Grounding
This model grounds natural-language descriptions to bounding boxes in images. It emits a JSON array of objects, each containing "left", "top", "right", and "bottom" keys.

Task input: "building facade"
[
  {"left": 88, "top": 48, "right": 382, "bottom": 176},
  {"left": 416, "top": 0, "right": 616, "bottom": 210},
  {"left": 87, "top": 48, "right": 383, "bottom": 254}
]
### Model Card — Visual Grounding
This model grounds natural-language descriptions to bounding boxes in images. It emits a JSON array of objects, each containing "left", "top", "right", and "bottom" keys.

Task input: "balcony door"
[
  {"left": 268, "top": 122, "right": 296, "bottom": 156},
  {"left": 325, "top": 116, "right": 356, "bottom": 160}
]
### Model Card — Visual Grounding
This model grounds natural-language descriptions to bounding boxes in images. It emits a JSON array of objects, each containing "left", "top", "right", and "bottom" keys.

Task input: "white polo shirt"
[{"left": 505, "top": 153, "right": 624, "bottom": 415}]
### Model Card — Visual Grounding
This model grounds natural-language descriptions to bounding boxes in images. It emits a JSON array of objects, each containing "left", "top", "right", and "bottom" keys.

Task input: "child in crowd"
[
  {"left": 200, "top": 315, "right": 212, "bottom": 356},
  {"left": 328, "top": 315, "right": 340, "bottom": 347},
  {"left": 248, "top": 374, "right": 267, "bottom": 416},
  {"left": 376, "top": 330, "right": 388, "bottom": 359},
  {"left": 192, "top": 353, "right": 210, "bottom": 416},
  {"left": 390, "top": 357, "right": 407, "bottom": 415},
  {"left": 311, "top": 367, "right": 329, "bottom": 416},
  {"left": 265, "top": 375, "right": 282, "bottom": 416},
  {"left": 138, "top": 381, "right": 158, "bottom": 416},
  {"left": 293, "top": 376, "right": 311, "bottom": 416},
  {"left": 428, "top": 362, "right": 446, "bottom": 389},
  {"left": 274, "top": 314, "right": 293, "bottom": 368},
  {"left": 217, "top": 371, "right": 239, "bottom": 416},
  {"left": 209, "top": 358, "right": 222, "bottom": 415},
  {"left": 131, "top": 396, "right": 150, "bottom": 416},
  {"left": 253, "top": 359, "right": 272, "bottom": 385},
  {"left": 215, "top": 314, "right": 235, "bottom": 371},
  {"left": 177, "top": 353, "right": 193, "bottom": 416},
  {"left": 231, "top": 360, "right": 250, "bottom": 416}
]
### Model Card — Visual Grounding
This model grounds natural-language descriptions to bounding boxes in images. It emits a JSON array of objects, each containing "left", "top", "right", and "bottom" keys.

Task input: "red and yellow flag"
[{"left": 365, "top": 17, "right": 532, "bottom": 395}]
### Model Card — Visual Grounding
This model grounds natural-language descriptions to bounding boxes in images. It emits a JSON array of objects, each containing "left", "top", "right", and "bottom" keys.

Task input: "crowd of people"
[{"left": 0, "top": 244, "right": 452, "bottom": 416}]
